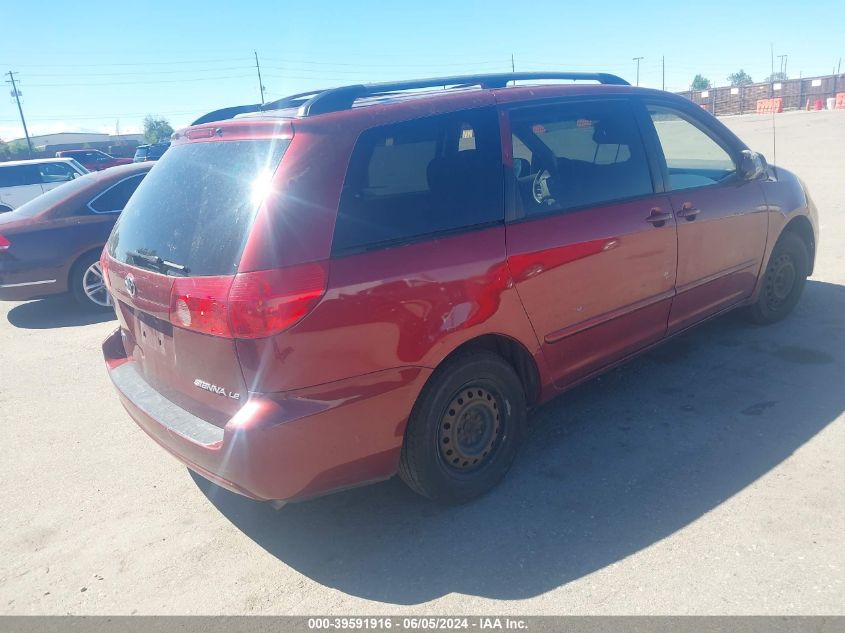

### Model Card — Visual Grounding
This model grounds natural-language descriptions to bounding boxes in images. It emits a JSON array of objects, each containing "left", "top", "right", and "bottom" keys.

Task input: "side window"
[
  {"left": 2, "top": 165, "right": 44, "bottom": 187},
  {"left": 334, "top": 108, "right": 503, "bottom": 253},
  {"left": 647, "top": 106, "right": 736, "bottom": 190},
  {"left": 39, "top": 162, "right": 76, "bottom": 183},
  {"left": 0, "top": 167, "right": 24, "bottom": 187},
  {"left": 89, "top": 175, "right": 145, "bottom": 213},
  {"left": 509, "top": 100, "right": 653, "bottom": 215}
]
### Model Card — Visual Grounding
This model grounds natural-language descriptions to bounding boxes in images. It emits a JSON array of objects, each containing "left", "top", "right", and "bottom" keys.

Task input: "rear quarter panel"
[
  {"left": 2, "top": 212, "right": 116, "bottom": 293},
  {"left": 236, "top": 226, "right": 548, "bottom": 397}
]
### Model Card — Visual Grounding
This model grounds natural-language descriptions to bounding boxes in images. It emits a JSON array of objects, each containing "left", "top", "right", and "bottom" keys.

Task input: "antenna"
[
  {"left": 771, "top": 96, "right": 778, "bottom": 181},
  {"left": 254, "top": 51, "right": 266, "bottom": 105}
]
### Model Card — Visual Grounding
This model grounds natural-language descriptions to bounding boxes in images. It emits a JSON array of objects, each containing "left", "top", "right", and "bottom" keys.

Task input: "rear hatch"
[{"left": 104, "top": 132, "right": 292, "bottom": 427}]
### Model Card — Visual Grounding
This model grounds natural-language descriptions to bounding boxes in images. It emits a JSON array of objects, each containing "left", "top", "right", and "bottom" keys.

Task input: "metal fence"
[{"left": 677, "top": 74, "right": 845, "bottom": 115}]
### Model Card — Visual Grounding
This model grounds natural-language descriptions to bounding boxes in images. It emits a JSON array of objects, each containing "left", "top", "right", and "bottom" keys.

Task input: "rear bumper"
[{"left": 103, "top": 328, "right": 431, "bottom": 502}]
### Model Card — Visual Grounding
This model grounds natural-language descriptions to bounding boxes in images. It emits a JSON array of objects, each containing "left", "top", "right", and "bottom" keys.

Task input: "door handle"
[
  {"left": 645, "top": 209, "right": 673, "bottom": 227},
  {"left": 677, "top": 205, "right": 701, "bottom": 220}
]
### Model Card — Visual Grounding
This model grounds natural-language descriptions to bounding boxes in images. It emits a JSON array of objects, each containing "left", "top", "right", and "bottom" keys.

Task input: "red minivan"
[{"left": 101, "top": 73, "right": 819, "bottom": 505}]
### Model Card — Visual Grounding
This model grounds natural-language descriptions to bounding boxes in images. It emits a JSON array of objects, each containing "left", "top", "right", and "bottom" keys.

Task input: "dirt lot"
[{"left": 1, "top": 110, "right": 843, "bottom": 615}]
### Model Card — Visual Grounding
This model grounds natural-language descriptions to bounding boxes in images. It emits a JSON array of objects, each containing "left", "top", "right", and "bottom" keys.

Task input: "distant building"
[{"left": 4, "top": 132, "right": 145, "bottom": 158}]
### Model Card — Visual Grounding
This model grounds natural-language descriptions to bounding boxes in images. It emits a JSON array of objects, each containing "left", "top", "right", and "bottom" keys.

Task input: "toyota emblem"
[{"left": 124, "top": 273, "right": 137, "bottom": 297}]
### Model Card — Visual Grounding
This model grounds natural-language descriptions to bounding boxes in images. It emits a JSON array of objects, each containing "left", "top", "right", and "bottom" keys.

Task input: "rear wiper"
[{"left": 127, "top": 250, "right": 190, "bottom": 275}]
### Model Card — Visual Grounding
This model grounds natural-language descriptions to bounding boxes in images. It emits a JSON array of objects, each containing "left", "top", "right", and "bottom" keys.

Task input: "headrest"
[
  {"left": 427, "top": 152, "right": 488, "bottom": 195},
  {"left": 592, "top": 117, "right": 634, "bottom": 145}
]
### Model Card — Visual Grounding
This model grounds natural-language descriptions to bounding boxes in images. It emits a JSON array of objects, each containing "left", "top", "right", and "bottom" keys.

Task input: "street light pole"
[{"left": 632, "top": 57, "right": 644, "bottom": 86}]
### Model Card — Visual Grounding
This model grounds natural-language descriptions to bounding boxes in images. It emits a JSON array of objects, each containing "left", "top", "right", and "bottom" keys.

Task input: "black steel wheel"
[
  {"left": 399, "top": 350, "right": 526, "bottom": 504},
  {"left": 439, "top": 385, "right": 502, "bottom": 472},
  {"left": 748, "top": 231, "right": 809, "bottom": 324}
]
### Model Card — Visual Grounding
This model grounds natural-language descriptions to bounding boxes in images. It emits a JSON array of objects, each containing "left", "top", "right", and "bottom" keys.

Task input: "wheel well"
[
  {"left": 442, "top": 334, "right": 541, "bottom": 406},
  {"left": 781, "top": 216, "right": 815, "bottom": 275}
]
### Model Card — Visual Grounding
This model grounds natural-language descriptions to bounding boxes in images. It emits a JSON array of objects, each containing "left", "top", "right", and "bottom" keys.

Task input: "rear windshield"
[{"left": 108, "top": 139, "right": 289, "bottom": 276}]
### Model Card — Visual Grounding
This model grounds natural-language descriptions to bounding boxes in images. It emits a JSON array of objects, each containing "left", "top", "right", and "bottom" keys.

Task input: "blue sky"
[{"left": 2, "top": 0, "right": 843, "bottom": 140}]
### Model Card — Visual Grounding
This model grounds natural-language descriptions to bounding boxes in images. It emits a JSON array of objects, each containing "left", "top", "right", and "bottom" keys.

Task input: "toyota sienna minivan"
[{"left": 101, "top": 72, "right": 818, "bottom": 504}]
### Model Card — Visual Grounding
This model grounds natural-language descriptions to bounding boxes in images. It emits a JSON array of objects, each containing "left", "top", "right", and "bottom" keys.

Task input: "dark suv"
[
  {"left": 101, "top": 72, "right": 818, "bottom": 505},
  {"left": 132, "top": 142, "right": 170, "bottom": 163}
]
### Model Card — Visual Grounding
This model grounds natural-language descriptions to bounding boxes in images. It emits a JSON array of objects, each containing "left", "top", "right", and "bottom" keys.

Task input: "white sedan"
[{"left": 0, "top": 157, "right": 89, "bottom": 213}]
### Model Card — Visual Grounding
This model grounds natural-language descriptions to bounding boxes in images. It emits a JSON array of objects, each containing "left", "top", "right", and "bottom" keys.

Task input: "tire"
[
  {"left": 747, "top": 231, "right": 809, "bottom": 324},
  {"left": 70, "top": 251, "right": 112, "bottom": 310},
  {"left": 399, "top": 350, "right": 526, "bottom": 504}
]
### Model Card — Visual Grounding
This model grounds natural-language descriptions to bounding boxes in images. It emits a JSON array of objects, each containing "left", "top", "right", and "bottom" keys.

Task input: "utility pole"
[
  {"left": 837, "top": 58, "right": 841, "bottom": 75},
  {"left": 777, "top": 54, "right": 787, "bottom": 76},
  {"left": 662, "top": 56, "right": 665, "bottom": 91},
  {"left": 632, "top": 57, "right": 644, "bottom": 86},
  {"left": 511, "top": 53, "right": 515, "bottom": 73},
  {"left": 254, "top": 51, "right": 265, "bottom": 104},
  {"left": 770, "top": 43, "right": 774, "bottom": 78},
  {"left": 5, "top": 71, "right": 33, "bottom": 159}
]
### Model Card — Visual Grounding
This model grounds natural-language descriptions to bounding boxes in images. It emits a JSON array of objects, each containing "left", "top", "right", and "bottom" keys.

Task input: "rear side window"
[
  {"left": 0, "top": 165, "right": 41, "bottom": 187},
  {"left": 509, "top": 100, "right": 653, "bottom": 215},
  {"left": 108, "top": 139, "right": 289, "bottom": 276},
  {"left": 89, "top": 174, "right": 145, "bottom": 213},
  {"left": 334, "top": 107, "right": 503, "bottom": 253},
  {"left": 39, "top": 162, "right": 77, "bottom": 183}
]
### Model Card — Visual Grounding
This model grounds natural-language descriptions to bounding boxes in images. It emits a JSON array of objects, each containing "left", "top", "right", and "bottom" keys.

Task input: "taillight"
[
  {"left": 229, "top": 263, "right": 327, "bottom": 338},
  {"left": 99, "top": 249, "right": 111, "bottom": 290},
  {"left": 169, "top": 275, "right": 233, "bottom": 337},
  {"left": 0, "top": 235, "right": 10, "bottom": 250},
  {"left": 168, "top": 261, "right": 327, "bottom": 339}
]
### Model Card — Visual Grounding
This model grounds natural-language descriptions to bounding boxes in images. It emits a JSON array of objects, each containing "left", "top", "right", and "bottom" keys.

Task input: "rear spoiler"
[{"left": 191, "top": 104, "right": 262, "bottom": 126}]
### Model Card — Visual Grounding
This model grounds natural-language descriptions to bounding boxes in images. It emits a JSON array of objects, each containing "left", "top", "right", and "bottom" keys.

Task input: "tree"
[
  {"left": 765, "top": 71, "right": 788, "bottom": 83},
  {"left": 0, "top": 139, "right": 34, "bottom": 158},
  {"left": 691, "top": 74, "right": 711, "bottom": 90},
  {"left": 143, "top": 115, "right": 174, "bottom": 144},
  {"left": 727, "top": 69, "right": 754, "bottom": 86}
]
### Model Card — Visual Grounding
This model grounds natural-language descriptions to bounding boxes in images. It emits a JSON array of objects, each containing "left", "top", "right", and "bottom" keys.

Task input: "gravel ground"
[{"left": 0, "top": 110, "right": 843, "bottom": 615}]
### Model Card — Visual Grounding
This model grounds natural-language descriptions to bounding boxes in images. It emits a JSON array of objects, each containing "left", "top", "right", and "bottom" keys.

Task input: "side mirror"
[
  {"left": 513, "top": 158, "right": 531, "bottom": 179},
  {"left": 739, "top": 150, "right": 767, "bottom": 181}
]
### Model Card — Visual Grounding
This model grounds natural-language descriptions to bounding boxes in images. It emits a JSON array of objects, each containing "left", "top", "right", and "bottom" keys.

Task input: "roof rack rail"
[
  {"left": 295, "top": 72, "right": 630, "bottom": 116},
  {"left": 191, "top": 71, "right": 629, "bottom": 124}
]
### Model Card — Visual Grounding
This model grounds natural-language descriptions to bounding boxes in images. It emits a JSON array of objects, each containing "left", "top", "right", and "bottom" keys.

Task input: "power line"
[
  {"left": 21, "top": 65, "right": 254, "bottom": 78},
  {"left": 10, "top": 56, "right": 254, "bottom": 68},
  {"left": 0, "top": 110, "right": 197, "bottom": 123},
  {"left": 20, "top": 74, "right": 255, "bottom": 87}
]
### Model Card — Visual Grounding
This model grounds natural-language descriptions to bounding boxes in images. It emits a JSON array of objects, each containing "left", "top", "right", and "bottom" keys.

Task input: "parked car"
[
  {"left": 55, "top": 149, "right": 133, "bottom": 171},
  {"left": 0, "top": 158, "right": 89, "bottom": 213},
  {"left": 0, "top": 162, "right": 152, "bottom": 309},
  {"left": 132, "top": 142, "right": 170, "bottom": 163},
  {"left": 100, "top": 72, "right": 818, "bottom": 505}
]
